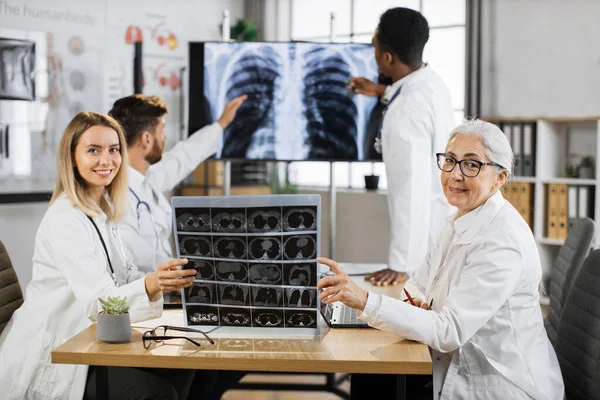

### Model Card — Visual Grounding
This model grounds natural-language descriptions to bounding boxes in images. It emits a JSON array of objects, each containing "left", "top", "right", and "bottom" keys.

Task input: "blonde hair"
[{"left": 50, "top": 111, "right": 129, "bottom": 222}]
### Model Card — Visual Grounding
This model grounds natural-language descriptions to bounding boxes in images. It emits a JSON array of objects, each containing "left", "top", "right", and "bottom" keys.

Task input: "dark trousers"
[
  {"left": 351, "top": 374, "right": 433, "bottom": 400},
  {"left": 84, "top": 366, "right": 245, "bottom": 400}
]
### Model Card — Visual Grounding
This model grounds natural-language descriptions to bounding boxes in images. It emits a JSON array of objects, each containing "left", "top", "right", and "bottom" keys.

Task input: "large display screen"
[
  {"left": 188, "top": 41, "right": 380, "bottom": 161},
  {"left": 0, "top": 38, "right": 35, "bottom": 101}
]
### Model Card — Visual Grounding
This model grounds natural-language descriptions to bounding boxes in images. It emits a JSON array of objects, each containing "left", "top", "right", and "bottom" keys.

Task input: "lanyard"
[
  {"left": 374, "top": 85, "right": 402, "bottom": 153},
  {"left": 86, "top": 215, "right": 118, "bottom": 286}
]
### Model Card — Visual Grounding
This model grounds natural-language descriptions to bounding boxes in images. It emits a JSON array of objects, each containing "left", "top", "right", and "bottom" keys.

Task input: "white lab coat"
[
  {"left": 359, "top": 191, "right": 564, "bottom": 399},
  {"left": 0, "top": 194, "right": 163, "bottom": 400},
  {"left": 120, "top": 122, "right": 222, "bottom": 273},
  {"left": 381, "top": 65, "right": 455, "bottom": 273}
]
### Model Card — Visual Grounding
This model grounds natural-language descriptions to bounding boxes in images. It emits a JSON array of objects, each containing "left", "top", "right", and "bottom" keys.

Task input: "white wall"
[
  {"left": 299, "top": 188, "right": 390, "bottom": 263},
  {"left": 481, "top": 0, "right": 600, "bottom": 117},
  {"left": 0, "top": 0, "right": 245, "bottom": 288}
]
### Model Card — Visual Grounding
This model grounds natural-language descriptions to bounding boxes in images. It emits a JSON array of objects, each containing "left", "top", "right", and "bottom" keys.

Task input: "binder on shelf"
[
  {"left": 521, "top": 182, "right": 534, "bottom": 230},
  {"left": 501, "top": 182, "right": 512, "bottom": 205},
  {"left": 192, "top": 161, "right": 223, "bottom": 187},
  {"left": 567, "top": 185, "right": 578, "bottom": 229},
  {"left": 546, "top": 184, "right": 559, "bottom": 238},
  {"left": 512, "top": 123, "right": 523, "bottom": 176},
  {"left": 503, "top": 123, "right": 513, "bottom": 149},
  {"left": 510, "top": 181, "right": 520, "bottom": 211},
  {"left": 522, "top": 123, "right": 535, "bottom": 177},
  {"left": 557, "top": 184, "right": 568, "bottom": 239},
  {"left": 577, "top": 186, "right": 595, "bottom": 220}
]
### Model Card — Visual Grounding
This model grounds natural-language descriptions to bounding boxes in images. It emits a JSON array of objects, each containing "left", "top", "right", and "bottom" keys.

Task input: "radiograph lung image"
[{"left": 202, "top": 42, "right": 379, "bottom": 160}]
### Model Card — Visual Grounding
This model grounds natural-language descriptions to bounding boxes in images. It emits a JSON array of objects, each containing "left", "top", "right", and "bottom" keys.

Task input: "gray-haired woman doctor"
[{"left": 317, "top": 119, "right": 564, "bottom": 399}]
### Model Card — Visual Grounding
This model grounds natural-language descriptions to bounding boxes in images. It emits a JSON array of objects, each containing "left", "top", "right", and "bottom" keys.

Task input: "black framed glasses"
[
  {"left": 142, "top": 325, "right": 214, "bottom": 349},
  {"left": 436, "top": 153, "right": 505, "bottom": 178}
]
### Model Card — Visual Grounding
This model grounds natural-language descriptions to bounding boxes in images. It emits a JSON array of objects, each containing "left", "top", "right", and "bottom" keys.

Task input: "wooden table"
[{"left": 52, "top": 268, "right": 431, "bottom": 399}]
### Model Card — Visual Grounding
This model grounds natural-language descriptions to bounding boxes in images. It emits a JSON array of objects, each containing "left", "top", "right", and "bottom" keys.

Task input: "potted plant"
[
  {"left": 578, "top": 155, "right": 595, "bottom": 179},
  {"left": 96, "top": 296, "right": 131, "bottom": 343},
  {"left": 230, "top": 18, "right": 258, "bottom": 41},
  {"left": 364, "top": 162, "right": 380, "bottom": 190},
  {"left": 271, "top": 162, "right": 299, "bottom": 194}
]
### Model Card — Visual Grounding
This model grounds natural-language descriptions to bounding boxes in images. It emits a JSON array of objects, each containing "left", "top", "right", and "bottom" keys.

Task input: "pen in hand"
[{"left": 403, "top": 288, "right": 416, "bottom": 306}]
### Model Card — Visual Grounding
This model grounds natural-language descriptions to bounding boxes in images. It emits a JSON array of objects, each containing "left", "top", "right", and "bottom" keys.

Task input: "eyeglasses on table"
[{"left": 142, "top": 325, "right": 215, "bottom": 349}]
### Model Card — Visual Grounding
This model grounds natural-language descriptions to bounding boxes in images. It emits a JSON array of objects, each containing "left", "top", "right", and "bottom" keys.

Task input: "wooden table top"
[{"left": 51, "top": 267, "right": 432, "bottom": 375}]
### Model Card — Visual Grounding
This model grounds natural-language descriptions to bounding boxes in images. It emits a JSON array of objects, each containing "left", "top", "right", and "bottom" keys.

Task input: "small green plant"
[
  {"left": 230, "top": 18, "right": 258, "bottom": 41},
  {"left": 579, "top": 155, "right": 595, "bottom": 169},
  {"left": 565, "top": 153, "right": 582, "bottom": 178},
  {"left": 98, "top": 296, "right": 129, "bottom": 315}
]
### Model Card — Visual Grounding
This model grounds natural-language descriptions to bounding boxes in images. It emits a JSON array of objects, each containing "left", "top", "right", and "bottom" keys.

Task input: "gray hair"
[{"left": 448, "top": 118, "right": 514, "bottom": 178}]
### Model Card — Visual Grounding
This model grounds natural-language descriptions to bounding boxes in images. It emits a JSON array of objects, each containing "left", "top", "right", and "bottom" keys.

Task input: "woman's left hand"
[{"left": 317, "top": 257, "right": 369, "bottom": 312}]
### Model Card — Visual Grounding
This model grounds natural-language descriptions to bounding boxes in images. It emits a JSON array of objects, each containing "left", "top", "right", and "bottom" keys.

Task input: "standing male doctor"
[
  {"left": 349, "top": 8, "right": 455, "bottom": 286},
  {"left": 109, "top": 94, "right": 246, "bottom": 273}
]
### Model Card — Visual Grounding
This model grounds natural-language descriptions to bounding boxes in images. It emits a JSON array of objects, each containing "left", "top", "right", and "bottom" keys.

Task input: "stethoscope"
[{"left": 129, "top": 187, "right": 160, "bottom": 252}]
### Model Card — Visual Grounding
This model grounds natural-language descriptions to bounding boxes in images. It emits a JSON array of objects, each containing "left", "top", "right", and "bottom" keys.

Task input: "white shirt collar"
[
  {"left": 383, "top": 63, "right": 429, "bottom": 102},
  {"left": 452, "top": 190, "right": 506, "bottom": 243},
  {"left": 128, "top": 166, "right": 146, "bottom": 189}
]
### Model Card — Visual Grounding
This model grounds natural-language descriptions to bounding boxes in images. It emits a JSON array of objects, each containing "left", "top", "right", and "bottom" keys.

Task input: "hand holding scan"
[
  {"left": 217, "top": 94, "right": 248, "bottom": 128},
  {"left": 348, "top": 77, "right": 387, "bottom": 97},
  {"left": 145, "top": 258, "right": 196, "bottom": 298},
  {"left": 317, "top": 257, "right": 369, "bottom": 312}
]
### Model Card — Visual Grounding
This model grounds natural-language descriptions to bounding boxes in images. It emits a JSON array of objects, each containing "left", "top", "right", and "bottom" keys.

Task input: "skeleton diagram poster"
[{"left": 172, "top": 194, "right": 321, "bottom": 334}]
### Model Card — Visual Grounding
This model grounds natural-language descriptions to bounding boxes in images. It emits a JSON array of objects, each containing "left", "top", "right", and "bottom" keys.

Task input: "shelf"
[
  {"left": 482, "top": 116, "right": 600, "bottom": 124},
  {"left": 537, "top": 237, "right": 565, "bottom": 246},
  {"left": 540, "top": 178, "right": 596, "bottom": 185},
  {"left": 539, "top": 117, "right": 600, "bottom": 124},
  {"left": 510, "top": 176, "right": 536, "bottom": 183}
]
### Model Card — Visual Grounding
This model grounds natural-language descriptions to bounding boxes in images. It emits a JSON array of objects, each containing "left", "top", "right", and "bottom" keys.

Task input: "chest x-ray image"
[{"left": 191, "top": 41, "right": 379, "bottom": 160}]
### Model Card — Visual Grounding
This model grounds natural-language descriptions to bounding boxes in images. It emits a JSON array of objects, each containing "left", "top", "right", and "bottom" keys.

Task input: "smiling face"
[
  {"left": 74, "top": 125, "right": 122, "bottom": 199},
  {"left": 441, "top": 133, "right": 507, "bottom": 218}
]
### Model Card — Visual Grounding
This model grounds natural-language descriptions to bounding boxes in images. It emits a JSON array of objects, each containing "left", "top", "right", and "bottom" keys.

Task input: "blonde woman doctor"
[
  {"left": 318, "top": 119, "right": 564, "bottom": 399},
  {"left": 0, "top": 112, "right": 198, "bottom": 399}
]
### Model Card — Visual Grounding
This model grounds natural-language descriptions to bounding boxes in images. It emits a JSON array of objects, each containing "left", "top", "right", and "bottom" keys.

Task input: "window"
[{"left": 290, "top": 0, "right": 466, "bottom": 190}]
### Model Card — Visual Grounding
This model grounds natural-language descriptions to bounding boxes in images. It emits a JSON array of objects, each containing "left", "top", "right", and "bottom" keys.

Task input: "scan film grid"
[{"left": 172, "top": 195, "right": 321, "bottom": 331}]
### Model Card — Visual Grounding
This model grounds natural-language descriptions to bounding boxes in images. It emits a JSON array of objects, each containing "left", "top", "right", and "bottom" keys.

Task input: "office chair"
[
  {"left": 545, "top": 217, "right": 595, "bottom": 345},
  {"left": 555, "top": 248, "right": 600, "bottom": 400},
  {"left": 0, "top": 240, "right": 24, "bottom": 334}
]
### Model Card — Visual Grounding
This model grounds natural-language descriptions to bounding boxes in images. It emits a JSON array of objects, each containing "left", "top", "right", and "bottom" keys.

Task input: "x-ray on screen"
[{"left": 188, "top": 41, "right": 379, "bottom": 161}]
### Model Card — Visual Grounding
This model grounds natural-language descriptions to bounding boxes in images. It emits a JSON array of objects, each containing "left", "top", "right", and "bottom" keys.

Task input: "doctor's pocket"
[{"left": 16, "top": 329, "right": 77, "bottom": 399}]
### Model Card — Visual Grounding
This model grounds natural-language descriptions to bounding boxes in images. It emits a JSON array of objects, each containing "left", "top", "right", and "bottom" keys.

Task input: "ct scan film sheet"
[{"left": 171, "top": 194, "right": 321, "bottom": 335}]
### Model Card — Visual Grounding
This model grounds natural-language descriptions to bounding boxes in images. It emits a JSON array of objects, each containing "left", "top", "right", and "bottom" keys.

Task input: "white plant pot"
[
  {"left": 97, "top": 313, "right": 131, "bottom": 343},
  {"left": 579, "top": 166, "right": 595, "bottom": 179}
]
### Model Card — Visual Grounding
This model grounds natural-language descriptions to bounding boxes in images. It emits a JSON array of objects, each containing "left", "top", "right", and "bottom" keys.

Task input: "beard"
[{"left": 145, "top": 139, "right": 163, "bottom": 165}]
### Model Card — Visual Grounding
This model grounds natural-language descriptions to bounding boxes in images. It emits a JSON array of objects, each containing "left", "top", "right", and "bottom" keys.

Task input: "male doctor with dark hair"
[
  {"left": 349, "top": 7, "right": 454, "bottom": 286},
  {"left": 109, "top": 94, "right": 246, "bottom": 273}
]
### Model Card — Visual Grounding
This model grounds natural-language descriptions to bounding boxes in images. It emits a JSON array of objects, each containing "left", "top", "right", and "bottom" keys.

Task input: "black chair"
[
  {"left": 0, "top": 240, "right": 24, "bottom": 334},
  {"left": 555, "top": 248, "right": 600, "bottom": 399},
  {"left": 545, "top": 217, "right": 595, "bottom": 345}
]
